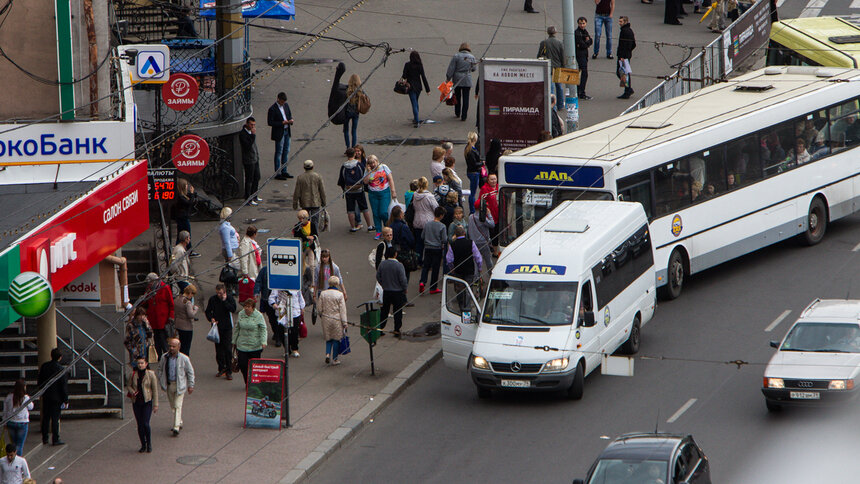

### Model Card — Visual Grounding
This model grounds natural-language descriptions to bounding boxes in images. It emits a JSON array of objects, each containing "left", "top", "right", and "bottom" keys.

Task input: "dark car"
[{"left": 573, "top": 433, "right": 711, "bottom": 484}]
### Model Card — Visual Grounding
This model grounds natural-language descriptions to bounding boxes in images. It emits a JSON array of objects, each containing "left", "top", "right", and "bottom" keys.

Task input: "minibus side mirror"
[
  {"left": 580, "top": 311, "right": 595, "bottom": 328},
  {"left": 572, "top": 479, "right": 585, "bottom": 484},
  {"left": 769, "top": 340, "right": 779, "bottom": 349}
]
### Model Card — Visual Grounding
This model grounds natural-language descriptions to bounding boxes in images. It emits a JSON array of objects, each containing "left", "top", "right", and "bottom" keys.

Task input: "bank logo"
[
  {"left": 671, "top": 214, "right": 683, "bottom": 237},
  {"left": 137, "top": 52, "right": 165, "bottom": 79},
  {"left": 488, "top": 106, "right": 500, "bottom": 115},
  {"left": 9, "top": 272, "right": 53, "bottom": 318},
  {"left": 505, "top": 264, "right": 566, "bottom": 275}
]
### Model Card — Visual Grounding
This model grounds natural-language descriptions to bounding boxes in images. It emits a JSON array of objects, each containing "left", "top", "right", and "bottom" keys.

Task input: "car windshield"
[
  {"left": 482, "top": 280, "right": 577, "bottom": 326},
  {"left": 588, "top": 458, "right": 668, "bottom": 484},
  {"left": 780, "top": 322, "right": 860, "bottom": 353}
]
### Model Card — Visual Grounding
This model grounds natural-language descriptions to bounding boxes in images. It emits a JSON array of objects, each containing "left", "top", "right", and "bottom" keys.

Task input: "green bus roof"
[{"left": 770, "top": 16, "right": 860, "bottom": 68}]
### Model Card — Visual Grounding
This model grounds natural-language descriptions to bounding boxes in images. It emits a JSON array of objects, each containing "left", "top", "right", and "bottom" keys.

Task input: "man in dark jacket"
[
  {"left": 616, "top": 16, "right": 636, "bottom": 99},
  {"left": 238, "top": 117, "right": 261, "bottom": 205},
  {"left": 205, "top": 283, "right": 237, "bottom": 380},
  {"left": 446, "top": 226, "right": 483, "bottom": 283},
  {"left": 328, "top": 62, "right": 348, "bottom": 126},
  {"left": 574, "top": 17, "right": 593, "bottom": 100},
  {"left": 376, "top": 247, "right": 408, "bottom": 337},
  {"left": 267, "top": 92, "right": 294, "bottom": 180},
  {"left": 538, "top": 26, "right": 566, "bottom": 108},
  {"left": 38, "top": 348, "right": 68, "bottom": 445},
  {"left": 254, "top": 265, "right": 282, "bottom": 347}
]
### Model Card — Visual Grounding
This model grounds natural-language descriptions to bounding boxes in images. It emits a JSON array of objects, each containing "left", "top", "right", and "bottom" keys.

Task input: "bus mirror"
[{"left": 580, "top": 311, "right": 595, "bottom": 327}]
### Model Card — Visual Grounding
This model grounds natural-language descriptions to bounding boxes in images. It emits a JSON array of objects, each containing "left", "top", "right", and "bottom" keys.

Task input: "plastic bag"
[
  {"left": 206, "top": 323, "right": 220, "bottom": 344},
  {"left": 438, "top": 80, "right": 453, "bottom": 102},
  {"left": 373, "top": 282, "right": 384, "bottom": 304},
  {"left": 389, "top": 197, "right": 405, "bottom": 215}
]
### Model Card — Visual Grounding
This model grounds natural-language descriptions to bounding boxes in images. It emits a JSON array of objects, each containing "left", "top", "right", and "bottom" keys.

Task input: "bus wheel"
[
  {"left": 566, "top": 361, "right": 584, "bottom": 400},
  {"left": 661, "top": 250, "right": 685, "bottom": 300},
  {"left": 620, "top": 315, "right": 641, "bottom": 355},
  {"left": 802, "top": 197, "right": 827, "bottom": 246}
]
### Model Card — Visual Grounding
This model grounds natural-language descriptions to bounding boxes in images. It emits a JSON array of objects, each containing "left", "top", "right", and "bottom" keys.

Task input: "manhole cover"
[{"left": 177, "top": 455, "right": 218, "bottom": 466}]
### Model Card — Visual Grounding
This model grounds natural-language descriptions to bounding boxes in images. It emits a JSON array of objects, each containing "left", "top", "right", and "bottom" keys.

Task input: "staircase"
[
  {"left": 112, "top": 0, "right": 185, "bottom": 44},
  {"left": 0, "top": 318, "right": 123, "bottom": 420}
]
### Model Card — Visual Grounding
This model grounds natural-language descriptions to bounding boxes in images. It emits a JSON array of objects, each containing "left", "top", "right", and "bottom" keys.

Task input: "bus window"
[
  {"left": 761, "top": 121, "right": 792, "bottom": 177},
  {"left": 829, "top": 98, "right": 860, "bottom": 152},
  {"left": 498, "top": 187, "right": 613, "bottom": 246},
  {"left": 725, "top": 134, "right": 761, "bottom": 188},
  {"left": 654, "top": 162, "right": 691, "bottom": 216},
  {"left": 618, "top": 172, "right": 653, "bottom": 218}
]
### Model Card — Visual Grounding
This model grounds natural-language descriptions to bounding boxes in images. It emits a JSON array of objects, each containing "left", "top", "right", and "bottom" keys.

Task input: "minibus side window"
[
  {"left": 578, "top": 281, "right": 594, "bottom": 325},
  {"left": 446, "top": 278, "right": 474, "bottom": 315}
]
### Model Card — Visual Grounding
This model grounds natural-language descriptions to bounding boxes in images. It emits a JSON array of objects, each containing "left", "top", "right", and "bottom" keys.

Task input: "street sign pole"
[
  {"left": 283, "top": 292, "right": 291, "bottom": 427},
  {"left": 267, "top": 238, "right": 302, "bottom": 428}
]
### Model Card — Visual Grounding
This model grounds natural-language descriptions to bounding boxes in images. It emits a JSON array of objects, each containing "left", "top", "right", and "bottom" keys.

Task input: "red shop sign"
[
  {"left": 17, "top": 161, "right": 150, "bottom": 291},
  {"left": 172, "top": 135, "right": 209, "bottom": 174},
  {"left": 162, "top": 73, "right": 199, "bottom": 111}
]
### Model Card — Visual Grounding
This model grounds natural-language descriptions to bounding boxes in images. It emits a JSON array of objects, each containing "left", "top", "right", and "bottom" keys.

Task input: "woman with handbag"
[
  {"left": 126, "top": 357, "right": 158, "bottom": 453},
  {"left": 124, "top": 307, "right": 154, "bottom": 367},
  {"left": 232, "top": 299, "right": 268, "bottom": 385},
  {"left": 3, "top": 380, "right": 34, "bottom": 455},
  {"left": 314, "top": 249, "right": 347, "bottom": 304},
  {"left": 402, "top": 51, "right": 431, "bottom": 128},
  {"left": 387, "top": 206, "right": 417, "bottom": 281},
  {"left": 464, "top": 132, "right": 484, "bottom": 213},
  {"left": 173, "top": 284, "right": 199, "bottom": 356},
  {"left": 363, "top": 155, "right": 397, "bottom": 240},
  {"left": 317, "top": 276, "right": 348, "bottom": 366},
  {"left": 445, "top": 43, "right": 478, "bottom": 121},
  {"left": 173, "top": 178, "right": 199, "bottom": 257},
  {"left": 343, "top": 74, "right": 365, "bottom": 148},
  {"left": 292, "top": 210, "right": 319, "bottom": 258},
  {"left": 268, "top": 289, "right": 305, "bottom": 358}
]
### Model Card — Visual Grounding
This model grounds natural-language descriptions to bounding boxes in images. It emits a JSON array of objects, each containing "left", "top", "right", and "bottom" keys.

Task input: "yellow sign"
[{"left": 552, "top": 68, "right": 581, "bottom": 85}]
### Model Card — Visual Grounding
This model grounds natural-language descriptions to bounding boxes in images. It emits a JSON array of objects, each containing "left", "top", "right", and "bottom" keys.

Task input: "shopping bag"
[
  {"left": 389, "top": 197, "right": 405, "bottom": 215},
  {"left": 231, "top": 348, "right": 240, "bottom": 374},
  {"left": 206, "top": 323, "right": 220, "bottom": 344},
  {"left": 339, "top": 334, "right": 351, "bottom": 356},
  {"left": 373, "top": 282, "right": 384, "bottom": 304},
  {"left": 437, "top": 80, "right": 453, "bottom": 102},
  {"left": 219, "top": 264, "right": 238, "bottom": 285},
  {"left": 147, "top": 339, "right": 159, "bottom": 364},
  {"left": 299, "top": 317, "right": 308, "bottom": 338}
]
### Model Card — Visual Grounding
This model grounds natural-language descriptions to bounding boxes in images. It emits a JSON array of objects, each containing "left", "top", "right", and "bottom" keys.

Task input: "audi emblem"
[
  {"left": 797, "top": 381, "right": 813, "bottom": 388},
  {"left": 510, "top": 361, "right": 522, "bottom": 373}
]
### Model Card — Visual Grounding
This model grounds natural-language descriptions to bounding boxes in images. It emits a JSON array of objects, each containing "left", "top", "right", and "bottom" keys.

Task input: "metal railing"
[{"left": 56, "top": 309, "right": 124, "bottom": 395}]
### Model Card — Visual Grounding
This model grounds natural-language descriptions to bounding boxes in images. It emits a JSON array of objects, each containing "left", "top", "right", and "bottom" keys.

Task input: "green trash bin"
[{"left": 360, "top": 308, "right": 381, "bottom": 345}]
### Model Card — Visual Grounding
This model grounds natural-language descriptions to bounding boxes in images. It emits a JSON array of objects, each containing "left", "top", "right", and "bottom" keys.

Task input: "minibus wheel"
[
  {"left": 566, "top": 361, "right": 584, "bottom": 400},
  {"left": 801, "top": 197, "right": 827, "bottom": 246},
  {"left": 620, "top": 315, "right": 641, "bottom": 355}
]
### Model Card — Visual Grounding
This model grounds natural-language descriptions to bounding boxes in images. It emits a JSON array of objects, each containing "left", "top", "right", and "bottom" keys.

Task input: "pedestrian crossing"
[{"left": 776, "top": 0, "right": 860, "bottom": 18}]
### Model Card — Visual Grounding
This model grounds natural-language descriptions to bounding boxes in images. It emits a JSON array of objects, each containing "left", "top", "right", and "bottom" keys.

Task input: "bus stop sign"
[{"left": 267, "top": 238, "right": 301, "bottom": 291}]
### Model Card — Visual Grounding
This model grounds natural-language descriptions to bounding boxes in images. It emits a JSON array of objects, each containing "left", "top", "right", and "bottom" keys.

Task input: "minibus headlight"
[
  {"left": 543, "top": 357, "right": 569, "bottom": 372},
  {"left": 472, "top": 355, "right": 490, "bottom": 370}
]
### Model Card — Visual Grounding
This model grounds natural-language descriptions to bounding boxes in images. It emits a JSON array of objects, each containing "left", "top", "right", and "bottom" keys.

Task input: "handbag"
[
  {"left": 480, "top": 164, "right": 488, "bottom": 179},
  {"left": 318, "top": 209, "right": 331, "bottom": 232},
  {"left": 339, "top": 332, "right": 351, "bottom": 356},
  {"left": 219, "top": 264, "right": 238, "bottom": 285},
  {"left": 147, "top": 339, "right": 158, "bottom": 364},
  {"left": 299, "top": 316, "right": 308, "bottom": 338},
  {"left": 396, "top": 247, "right": 419, "bottom": 272},
  {"left": 445, "top": 96, "right": 458, "bottom": 106},
  {"left": 165, "top": 321, "right": 177, "bottom": 339},
  {"left": 231, "top": 348, "right": 240, "bottom": 374},
  {"left": 356, "top": 91, "right": 371, "bottom": 115},
  {"left": 206, "top": 323, "right": 220, "bottom": 343},
  {"left": 394, "top": 78, "right": 411, "bottom": 95}
]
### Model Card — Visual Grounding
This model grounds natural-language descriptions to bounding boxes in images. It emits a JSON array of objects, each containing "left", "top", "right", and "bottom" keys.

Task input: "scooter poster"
[{"left": 244, "top": 359, "right": 284, "bottom": 429}]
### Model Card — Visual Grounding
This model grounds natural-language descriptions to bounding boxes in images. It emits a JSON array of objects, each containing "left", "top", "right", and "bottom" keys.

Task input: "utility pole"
[
  {"left": 216, "top": 0, "right": 245, "bottom": 179},
  {"left": 561, "top": 0, "right": 579, "bottom": 131}
]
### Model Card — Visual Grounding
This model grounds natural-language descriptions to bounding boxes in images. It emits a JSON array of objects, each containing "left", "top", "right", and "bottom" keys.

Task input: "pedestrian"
[
  {"left": 169, "top": 230, "right": 192, "bottom": 293},
  {"left": 411, "top": 176, "right": 438, "bottom": 262},
  {"left": 173, "top": 284, "right": 199, "bottom": 356},
  {"left": 448, "top": 205, "right": 469, "bottom": 242},
  {"left": 143, "top": 272, "right": 174, "bottom": 357},
  {"left": 485, "top": 138, "right": 502, "bottom": 177},
  {"left": 37, "top": 348, "right": 68, "bottom": 446},
  {"left": 404, "top": 179, "right": 418, "bottom": 208},
  {"left": 446, "top": 225, "right": 483, "bottom": 282},
  {"left": 445, "top": 43, "right": 477, "bottom": 121},
  {"left": 551, "top": 95, "right": 563, "bottom": 138},
  {"left": 402, "top": 51, "right": 431, "bottom": 127},
  {"left": 238, "top": 116, "right": 262, "bottom": 204},
  {"left": 464, "top": 132, "right": 483, "bottom": 212},
  {"left": 479, "top": 173, "right": 500, "bottom": 253},
  {"left": 317, "top": 276, "right": 348, "bottom": 365},
  {"left": 343, "top": 74, "right": 364, "bottom": 148},
  {"left": 3, "top": 380, "right": 33, "bottom": 456},
  {"left": 419, "top": 206, "right": 448, "bottom": 294},
  {"left": 124, "top": 307, "right": 153, "bottom": 366},
  {"left": 377, "top": 247, "right": 408, "bottom": 338},
  {"left": 373, "top": 227, "right": 394, "bottom": 270},
  {"left": 205, "top": 283, "right": 237, "bottom": 381},
  {"left": 337, "top": 147, "right": 373, "bottom": 232},
  {"left": 524, "top": 0, "right": 539, "bottom": 13},
  {"left": 592, "top": 0, "right": 615, "bottom": 59},
  {"left": 233, "top": 299, "right": 268, "bottom": 385},
  {"left": 364, "top": 154, "right": 397, "bottom": 240},
  {"left": 126, "top": 357, "right": 157, "bottom": 452},
  {"left": 616, "top": 16, "right": 636, "bottom": 99},
  {"left": 469, "top": 198, "right": 496, "bottom": 275},
  {"left": 292, "top": 159, "right": 327, "bottom": 228},
  {"left": 444, "top": 155, "right": 463, "bottom": 186},
  {"left": 254, "top": 264, "right": 282, "bottom": 347},
  {"left": 173, "top": 179, "right": 199, "bottom": 257},
  {"left": 292, "top": 210, "right": 319, "bottom": 259},
  {"left": 157, "top": 338, "right": 195, "bottom": 437},
  {"left": 238, "top": 225, "right": 261, "bottom": 281},
  {"left": 575, "top": 17, "right": 593, "bottom": 100},
  {"left": 538, "top": 26, "right": 566, "bottom": 107},
  {"left": 442, "top": 168, "right": 462, "bottom": 200},
  {"left": 0, "top": 444, "right": 30, "bottom": 483},
  {"left": 433, "top": 175, "right": 450, "bottom": 204},
  {"left": 665, "top": 0, "right": 683, "bottom": 25},
  {"left": 314, "top": 249, "right": 347, "bottom": 302},
  {"left": 350, "top": 145, "right": 369, "bottom": 225},
  {"left": 387, "top": 206, "right": 416, "bottom": 279},
  {"left": 430, "top": 146, "right": 445, "bottom": 179},
  {"left": 219, "top": 207, "right": 240, "bottom": 266},
  {"left": 269, "top": 289, "right": 305, "bottom": 357},
  {"left": 708, "top": 0, "right": 727, "bottom": 32},
  {"left": 441, "top": 190, "right": 459, "bottom": 228},
  {"left": 302, "top": 250, "right": 317, "bottom": 324},
  {"left": 267, "top": 92, "right": 294, "bottom": 180}
]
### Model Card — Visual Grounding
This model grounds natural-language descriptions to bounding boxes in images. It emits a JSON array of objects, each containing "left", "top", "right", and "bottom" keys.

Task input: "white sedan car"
[{"left": 762, "top": 299, "right": 860, "bottom": 412}]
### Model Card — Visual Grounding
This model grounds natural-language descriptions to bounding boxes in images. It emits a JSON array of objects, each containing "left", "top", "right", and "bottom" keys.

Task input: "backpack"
[
  {"left": 404, "top": 201, "right": 415, "bottom": 228},
  {"left": 341, "top": 163, "right": 364, "bottom": 192}
]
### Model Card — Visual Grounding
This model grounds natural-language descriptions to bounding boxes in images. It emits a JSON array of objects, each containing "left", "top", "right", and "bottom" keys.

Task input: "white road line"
[
  {"left": 776, "top": 0, "right": 787, "bottom": 7},
  {"left": 800, "top": 0, "right": 828, "bottom": 16},
  {"left": 851, "top": 0, "right": 860, "bottom": 9},
  {"left": 852, "top": 240, "right": 860, "bottom": 252},
  {"left": 765, "top": 309, "right": 792, "bottom": 332},
  {"left": 667, "top": 398, "right": 697, "bottom": 423}
]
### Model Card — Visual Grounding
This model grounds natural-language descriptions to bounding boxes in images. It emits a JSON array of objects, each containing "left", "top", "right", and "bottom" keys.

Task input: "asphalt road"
[{"left": 308, "top": 212, "right": 860, "bottom": 483}]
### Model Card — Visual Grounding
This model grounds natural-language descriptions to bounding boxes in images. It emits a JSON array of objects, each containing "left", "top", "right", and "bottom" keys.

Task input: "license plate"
[
  {"left": 789, "top": 391, "right": 820, "bottom": 400},
  {"left": 501, "top": 379, "right": 530, "bottom": 388}
]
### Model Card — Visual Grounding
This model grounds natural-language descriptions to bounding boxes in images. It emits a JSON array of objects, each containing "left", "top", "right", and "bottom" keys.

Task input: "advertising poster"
[
  {"left": 480, "top": 59, "right": 551, "bottom": 153},
  {"left": 244, "top": 359, "right": 284, "bottom": 429},
  {"left": 724, "top": 0, "right": 771, "bottom": 74}
]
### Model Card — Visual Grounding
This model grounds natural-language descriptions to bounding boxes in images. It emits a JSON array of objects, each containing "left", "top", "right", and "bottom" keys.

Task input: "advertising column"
[{"left": 479, "top": 58, "right": 551, "bottom": 153}]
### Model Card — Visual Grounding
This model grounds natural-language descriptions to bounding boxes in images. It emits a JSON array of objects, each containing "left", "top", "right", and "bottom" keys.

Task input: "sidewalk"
[{"left": 28, "top": 1, "right": 719, "bottom": 482}]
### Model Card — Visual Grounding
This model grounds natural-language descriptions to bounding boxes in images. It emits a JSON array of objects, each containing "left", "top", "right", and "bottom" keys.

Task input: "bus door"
[{"left": 441, "top": 275, "right": 481, "bottom": 370}]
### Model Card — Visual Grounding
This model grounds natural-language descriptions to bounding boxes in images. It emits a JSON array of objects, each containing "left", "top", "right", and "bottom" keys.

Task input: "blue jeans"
[
  {"left": 467, "top": 172, "right": 480, "bottom": 213},
  {"left": 325, "top": 339, "right": 340, "bottom": 358},
  {"left": 274, "top": 132, "right": 290, "bottom": 175},
  {"left": 594, "top": 15, "right": 612, "bottom": 56},
  {"left": 408, "top": 91, "right": 421, "bottom": 124},
  {"left": 6, "top": 421, "right": 28, "bottom": 455},
  {"left": 551, "top": 82, "right": 566, "bottom": 108},
  {"left": 368, "top": 188, "right": 391, "bottom": 233},
  {"left": 343, "top": 113, "right": 359, "bottom": 148}
]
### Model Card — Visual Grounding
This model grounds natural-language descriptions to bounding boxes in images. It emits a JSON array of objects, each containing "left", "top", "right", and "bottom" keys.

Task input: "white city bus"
[{"left": 497, "top": 66, "right": 860, "bottom": 298}]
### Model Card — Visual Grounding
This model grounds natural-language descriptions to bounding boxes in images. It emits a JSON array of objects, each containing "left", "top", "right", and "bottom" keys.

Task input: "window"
[
  {"left": 498, "top": 187, "right": 613, "bottom": 246},
  {"left": 446, "top": 278, "right": 475, "bottom": 316},
  {"left": 618, "top": 172, "right": 653, "bottom": 218},
  {"left": 654, "top": 162, "right": 690, "bottom": 217},
  {"left": 578, "top": 281, "right": 593, "bottom": 326},
  {"left": 482, "top": 280, "right": 578, "bottom": 326},
  {"left": 680, "top": 147, "right": 725, "bottom": 201},
  {"left": 829, "top": 98, "right": 859, "bottom": 152},
  {"left": 592, "top": 224, "right": 653, "bottom": 308},
  {"left": 761, "top": 120, "right": 793, "bottom": 177},
  {"left": 725, "top": 134, "right": 762, "bottom": 188}
]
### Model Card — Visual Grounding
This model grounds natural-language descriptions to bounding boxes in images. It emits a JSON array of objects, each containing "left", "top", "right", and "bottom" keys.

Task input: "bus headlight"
[
  {"left": 472, "top": 355, "right": 490, "bottom": 370},
  {"left": 543, "top": 357, "right": 569, "bottom": 372}
]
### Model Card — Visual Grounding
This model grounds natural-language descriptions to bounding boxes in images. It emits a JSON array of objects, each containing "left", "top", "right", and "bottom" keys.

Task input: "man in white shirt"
[{"left": 0, "top": 444, "right": 29, "bottom": 484}]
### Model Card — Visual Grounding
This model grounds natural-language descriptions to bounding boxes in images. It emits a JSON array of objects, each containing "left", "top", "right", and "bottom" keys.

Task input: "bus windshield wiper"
[{"left": 520, "top": 315, "right": 551, "bottom": 325}]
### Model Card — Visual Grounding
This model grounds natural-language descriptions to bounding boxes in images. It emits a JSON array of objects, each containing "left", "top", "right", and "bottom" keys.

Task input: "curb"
[{"left": 277, "top": 343, "right": 442, "bottom": 484}]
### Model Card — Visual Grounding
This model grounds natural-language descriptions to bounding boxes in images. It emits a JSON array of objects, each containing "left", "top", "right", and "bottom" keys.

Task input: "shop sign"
[
  {"left": 171, "top": 135, "right": 209, "bottom": 174},
  {"left": 162, "top": 73, "right": 199, "bottom": 111},
  {"left": 244, "top": 359, "right": 284, "bottom": 429}
]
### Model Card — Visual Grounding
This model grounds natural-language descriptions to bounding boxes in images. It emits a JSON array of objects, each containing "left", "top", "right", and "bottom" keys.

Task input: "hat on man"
[
  {"left": 432, "top": 175, "right": 443, "bottom": 183},
  {"left": 146, "top": 273, "right": 159, "bottom": 283},
  {"left": 303, "top": 159, "right": 314, "bottom": 169},
  {"left": 547, "top": 26, "right": 557, "bottom": 35}
]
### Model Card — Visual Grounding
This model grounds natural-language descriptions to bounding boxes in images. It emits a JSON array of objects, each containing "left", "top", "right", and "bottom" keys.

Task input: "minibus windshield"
[{"left": 482, "top": 280, "right": 578, "bottom": 326}]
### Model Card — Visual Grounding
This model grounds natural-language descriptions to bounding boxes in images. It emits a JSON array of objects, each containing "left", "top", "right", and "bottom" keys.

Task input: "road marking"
[
  {"left": 667, "top": 398, "right": 697, "bottom": 423},
  {"left": 852, "top": 240, "right": 860, "bottom": 252},
  {"left": 799, "top": 0, "right": 828, "bottom": 17},
  {"left": 851, "top": 0, "right": 860, "bottom": 8},
  {"left": 765, "top": 309, "right": 792, "bottom": 332},
  {"left": 776, "top": 0, "right": 786, "bottom": 6}
]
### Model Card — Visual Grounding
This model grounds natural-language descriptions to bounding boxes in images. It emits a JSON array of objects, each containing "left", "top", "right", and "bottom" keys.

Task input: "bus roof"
[
  {"left": 771, "top": 17, "right": 860, "bottom": 68},
  {"left": 497, "top": 200, "right": 645, "bottom": 280},
  {"left": 503, "top": 66, "right": 860, "bottom": 177}
]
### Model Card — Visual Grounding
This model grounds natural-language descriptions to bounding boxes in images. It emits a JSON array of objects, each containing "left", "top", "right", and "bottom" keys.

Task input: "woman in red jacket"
[{"left": 479, "top": 173, "right": 500, "bottom": 254}]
